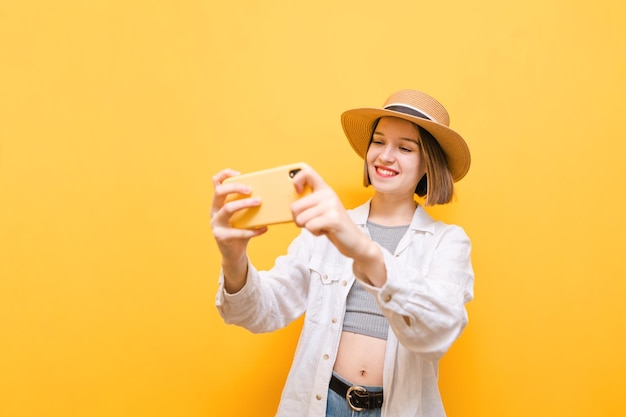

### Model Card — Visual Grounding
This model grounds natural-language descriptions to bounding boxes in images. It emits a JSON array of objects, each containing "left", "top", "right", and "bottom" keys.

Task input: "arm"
[
  {"left": 210, "top": 168, "right": 268, "bottom": 293},
  {"left": 290, "top": 166, "right": 387, "bottom": 285},
  {"left": 216, "top": 229, "right": 314, "bottom": 333},
  {"left": 211, "top": 167, "right": 313, "bottom": 333},
  {"left": 362, "top": 224, "right": 474, "bottom": 360},
  {"left": 290, "top": 166, "right": 473, "bottom": 359}
]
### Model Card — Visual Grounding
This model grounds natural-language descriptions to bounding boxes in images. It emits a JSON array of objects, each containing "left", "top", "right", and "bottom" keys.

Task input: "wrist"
[
  {"left": 222, "top": 255, "right": 249, "bottom": 294},
  {"left": 352, "top": 239, "right": 386, "bottom": 287}
]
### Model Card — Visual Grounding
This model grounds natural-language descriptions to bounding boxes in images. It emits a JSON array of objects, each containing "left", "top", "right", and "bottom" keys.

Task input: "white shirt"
[{"left": 216, "top": 200, "right": 474, "bottom": 417}]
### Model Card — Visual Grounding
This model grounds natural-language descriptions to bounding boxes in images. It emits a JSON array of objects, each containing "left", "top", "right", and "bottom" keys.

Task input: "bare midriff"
[{"left": 333, "top": 331, "right": 386, "bottom": 386}]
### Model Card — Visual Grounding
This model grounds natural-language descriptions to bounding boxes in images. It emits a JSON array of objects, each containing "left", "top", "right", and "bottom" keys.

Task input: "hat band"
[{"left": 384, "top": 104, "right": 434, "bottom": 122}]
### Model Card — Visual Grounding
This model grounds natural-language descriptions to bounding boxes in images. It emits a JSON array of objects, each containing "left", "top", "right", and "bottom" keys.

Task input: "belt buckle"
[{"left": 346, "top": 385, "right": 367, "bottom": 412}]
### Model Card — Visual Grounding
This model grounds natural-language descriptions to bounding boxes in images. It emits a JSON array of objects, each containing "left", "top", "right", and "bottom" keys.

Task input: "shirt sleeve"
[
  {"left": 360, "top": 224, "right": 474, "bottom": 361},
  {"left": 215, "top": 229, "right": 314, "bottom": 334}
]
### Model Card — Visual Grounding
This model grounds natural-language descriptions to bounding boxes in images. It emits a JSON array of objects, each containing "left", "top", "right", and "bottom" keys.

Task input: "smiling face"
[{"left": 365, "top": 116, "right": 426, "bottom": 198}]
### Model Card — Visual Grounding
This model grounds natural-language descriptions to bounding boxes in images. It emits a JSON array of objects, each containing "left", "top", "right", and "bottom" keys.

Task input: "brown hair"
[
  {"left": 363, "top": 121, "right": 455, "bottom": 205},
  {"left": 415, "top": 126, "right": 454, "bottom": 205}
]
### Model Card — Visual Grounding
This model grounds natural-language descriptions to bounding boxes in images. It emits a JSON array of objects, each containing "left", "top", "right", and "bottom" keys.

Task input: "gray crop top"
[{"left": 342, "top": 221, "right": 409, "bottom": 340}]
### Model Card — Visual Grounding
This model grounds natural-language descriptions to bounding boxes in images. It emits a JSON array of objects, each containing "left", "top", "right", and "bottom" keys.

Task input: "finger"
[
  {"left": 291, "top": 187, "right": 335, "bottom": 217},
  {"left": 212, "top": 196, "right": 261, "bottom": 225},
  {"left": 211, "top": 169, "right": 240, "bottom": 213},
  {"left": 292, "top": 195, "right": 327, "bottom": 227},
  {"left": 291, "top": 165, "right": 328, "bottom": 194},
  {"left": 297, "top": 215, "right": 329, "bottom": 237},
  {"left": 223, "top": 196, "right": 261, "bottom": 220},
  {"left": 214, "top": 181, "right": 252, "bottom": 203},
  {"left": 212, "top": 168, "right": 241, "bottom": 188},
  {"left": 211, "top": 171, "right": 253, "bottom": 214},
  {"left": 212, "top": 224, "right": 268, "bottom": 242}
]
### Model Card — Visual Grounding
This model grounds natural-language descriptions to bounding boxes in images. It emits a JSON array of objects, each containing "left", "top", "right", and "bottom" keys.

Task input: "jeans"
[{"left": 325, "top": 372, "right": 383, "bottom": 417}]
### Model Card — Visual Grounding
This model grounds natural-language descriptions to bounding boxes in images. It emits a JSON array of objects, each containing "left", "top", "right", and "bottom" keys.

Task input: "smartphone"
[{"left": 222, "top": 162, "right": 312, "bottom": 229}]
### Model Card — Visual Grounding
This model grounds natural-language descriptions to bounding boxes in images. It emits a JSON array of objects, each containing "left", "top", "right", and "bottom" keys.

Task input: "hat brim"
[{"left": 341, "top": 108, "right": 471, "bottom": 182}]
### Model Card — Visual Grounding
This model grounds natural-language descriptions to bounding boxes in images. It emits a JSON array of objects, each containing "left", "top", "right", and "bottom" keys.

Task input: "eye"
[{"left": 400, "top": 146, "right": 413, "bottom": 152}]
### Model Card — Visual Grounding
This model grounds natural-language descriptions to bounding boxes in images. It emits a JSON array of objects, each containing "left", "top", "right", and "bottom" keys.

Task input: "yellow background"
[{"left": 1, "top": 1, "right": 625, "bottom": 416}]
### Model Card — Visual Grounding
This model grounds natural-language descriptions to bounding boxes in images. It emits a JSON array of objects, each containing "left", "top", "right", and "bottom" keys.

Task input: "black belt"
[{"left": 329, "top": 374, "right": 384, "bottom": 411}]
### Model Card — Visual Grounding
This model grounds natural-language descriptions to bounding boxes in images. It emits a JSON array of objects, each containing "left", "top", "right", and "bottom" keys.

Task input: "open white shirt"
[{"left": 216, "top": 200, "right": 474, "bottom": 417}]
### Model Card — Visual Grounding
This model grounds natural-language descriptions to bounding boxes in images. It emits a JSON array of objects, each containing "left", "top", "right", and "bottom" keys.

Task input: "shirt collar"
[{"left": 349, "top": 199, "right": 436, "bottom": 234}]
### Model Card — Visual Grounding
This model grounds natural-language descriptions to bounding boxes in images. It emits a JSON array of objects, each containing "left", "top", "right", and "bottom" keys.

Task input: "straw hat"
[{"left": 341, "top": 89, "right": 471, "bottom": 182}]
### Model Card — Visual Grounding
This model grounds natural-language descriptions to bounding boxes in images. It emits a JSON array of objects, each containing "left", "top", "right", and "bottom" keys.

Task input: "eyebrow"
[{"left": 372, "top": 131, "right": 420, "bottom": 145}]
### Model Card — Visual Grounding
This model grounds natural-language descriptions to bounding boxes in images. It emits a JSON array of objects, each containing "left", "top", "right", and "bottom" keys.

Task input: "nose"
[{"left": 379, "top": 145, "right": 395, "bottom": 163}]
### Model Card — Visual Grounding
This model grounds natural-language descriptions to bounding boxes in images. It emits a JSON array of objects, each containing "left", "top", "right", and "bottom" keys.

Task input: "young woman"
[{"left": 211, "top": 89, "right": 474, "bottom": 417}]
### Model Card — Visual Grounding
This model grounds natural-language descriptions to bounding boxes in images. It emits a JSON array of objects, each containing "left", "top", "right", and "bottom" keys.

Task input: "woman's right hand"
[{"left": 210, "top": 168, "right": 268, "bottom": 292}]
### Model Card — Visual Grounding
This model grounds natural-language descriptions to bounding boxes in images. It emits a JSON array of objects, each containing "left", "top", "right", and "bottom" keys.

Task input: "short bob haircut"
[{"left": 363, "top": 120, "right": 455, "bottom": 206}]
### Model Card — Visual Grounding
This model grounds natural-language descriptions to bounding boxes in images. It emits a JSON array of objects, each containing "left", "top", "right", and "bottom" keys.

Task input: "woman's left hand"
[{"left": 291, "top": 165, "right": 386, "bottom": 286}]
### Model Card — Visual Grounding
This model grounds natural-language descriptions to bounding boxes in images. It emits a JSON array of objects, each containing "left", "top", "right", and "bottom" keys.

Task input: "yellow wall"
[{"left": 1, "top": 1, "right": 625, "bottom": 416}]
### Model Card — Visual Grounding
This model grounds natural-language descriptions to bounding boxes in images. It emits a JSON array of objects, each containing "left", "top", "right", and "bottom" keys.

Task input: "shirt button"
[
  {"left": 331, "top": 317, "right": 337, "bottom": 323},
  {"left": 316, "top": 394, "right": 322, "bottom": 401},
  {"left": 322, "top": 275, "right": 328, "bottom": 281},
  {"left": 341, "top": 280, "right": 347, "bottom": 286},
  {"left": 323, "top": 354, "right": 330, "bottom": 360},
  {"left": 384, "top": 294, "right": 392, "bottom": 302}
]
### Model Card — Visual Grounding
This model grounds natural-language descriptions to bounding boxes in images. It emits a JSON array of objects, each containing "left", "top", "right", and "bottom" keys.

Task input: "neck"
[{"left": 368, "top": 193, "right": 417, "bottom": 226}]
